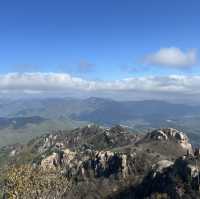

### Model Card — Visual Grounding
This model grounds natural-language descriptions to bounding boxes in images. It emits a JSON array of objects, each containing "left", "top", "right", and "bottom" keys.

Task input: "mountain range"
[{"left": 0, "top": 97, "right": 200, "bottom": 147}]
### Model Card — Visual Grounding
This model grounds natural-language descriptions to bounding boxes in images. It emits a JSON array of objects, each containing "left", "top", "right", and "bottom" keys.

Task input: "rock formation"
[
  {"left": 146, "top": 128, "right": 193, "bottom": 153},
  {"left": 2, "top": 125, "right": 200, "bottom": 199}
]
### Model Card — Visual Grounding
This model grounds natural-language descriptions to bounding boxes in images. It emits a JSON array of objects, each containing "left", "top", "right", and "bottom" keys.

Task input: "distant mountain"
[
  {"left": 0, "top": 116, "right": 46, "bottom": 129},
  {"left": 0, "top": 97, "right": 198, "bottom": 122},
  {"left": 0, "top": 97, "right": 200, "bottom": 147},
  {"left": 72, "top": 97, "right": 199, "bottom": 125},
  {"left": 0, "top": 97, "right": 198, "bottom": 120}
]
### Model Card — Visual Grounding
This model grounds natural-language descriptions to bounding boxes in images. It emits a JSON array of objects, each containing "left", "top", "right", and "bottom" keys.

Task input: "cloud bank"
[
  {"left": 144, "top": 47, "right": 197, "bottom": 68},
  {"left": 0, "top": 72, "right": 199, "bottom": 98}
]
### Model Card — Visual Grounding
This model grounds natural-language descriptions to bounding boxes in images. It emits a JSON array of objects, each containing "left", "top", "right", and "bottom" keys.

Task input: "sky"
[{"left": 0, "top": 0, "right": 200, "bottom": 102}]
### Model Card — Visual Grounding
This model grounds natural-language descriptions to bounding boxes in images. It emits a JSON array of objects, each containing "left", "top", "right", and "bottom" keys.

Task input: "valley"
[{"left": 0, "top": 97, "right": 200, "bottom": 147}]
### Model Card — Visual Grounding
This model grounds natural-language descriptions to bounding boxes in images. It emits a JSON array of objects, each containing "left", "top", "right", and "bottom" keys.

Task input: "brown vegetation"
[{"left": 3, "top": 165, "right": 71, "bottom": 199}]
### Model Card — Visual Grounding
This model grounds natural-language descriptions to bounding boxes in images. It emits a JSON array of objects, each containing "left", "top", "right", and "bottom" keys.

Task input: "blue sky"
[
  {"left": 0, "top": 0, "right": 199, "bottom": 79},
  {"left": 0, "top": 0, "right": 200, "bottom": 101}
]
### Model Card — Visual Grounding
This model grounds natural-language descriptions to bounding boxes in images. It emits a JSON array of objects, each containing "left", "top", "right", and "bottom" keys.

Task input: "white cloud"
[
  {"left": 144, "top": 47, "right": 197, "bottom": 68},
  {"left": 0, "top": 73, "right": 200, "bottom": 98}
]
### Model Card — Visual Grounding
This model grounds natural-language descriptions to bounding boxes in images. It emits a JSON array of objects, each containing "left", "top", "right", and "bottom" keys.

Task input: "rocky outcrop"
[
  {"left": 152, "top": 160, "right": 174, "bottom": 177},
  {"left": 121, "top": 155, "right": 200, "bottom": 199},
  {"left": 146, "top": 128, "right": 193, "bottom": 153},
  {"left": 41, "top": 152, "right": 58, "bottom": 170},
  {"left": 35, "top": 125, "right": 139, "bottom": 154},
  {"left": 2, "top": 125, "right": 198, "bottom": 199},
  {"left": 173, "top": 156, "right": 200, "bottom": 180},
  {"left": 40, "top": 147, "right": 136, "bottom": 180}
]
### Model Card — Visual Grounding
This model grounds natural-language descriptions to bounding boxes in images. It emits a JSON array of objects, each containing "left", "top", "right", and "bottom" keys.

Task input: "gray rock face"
[
  {"left": 41, "top": 147, "right": 136, "bottom": 179},
  {"left": 152, "top": 160, "right": 174, "bottom": 177},
  {"left": 174, "top": 156, "right": 200, "bottom": 180},
  {"left": 147, "top": 128, "right": 193, "bottom": 153},
  {"left": 121, "top": 156, "right": 200, "bottom": 199},
  {"left": 36, "top": 126, "right": 194, "bottom": 184}
]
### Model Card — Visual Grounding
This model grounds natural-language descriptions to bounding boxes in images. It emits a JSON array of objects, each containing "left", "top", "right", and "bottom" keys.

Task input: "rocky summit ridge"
[{"left": 1, "top": 125, "right": 200, "bottom": 199}]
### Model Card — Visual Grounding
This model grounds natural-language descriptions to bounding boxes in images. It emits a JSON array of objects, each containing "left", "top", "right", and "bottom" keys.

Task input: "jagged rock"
[
  {"left": 121, "top": 156, "right": 200, "bottom": 199},
  {"left": 152, "top": 160, "right": 174, "bottom": 177},
  {"left": 173, "top": 156, "right": 200, "bottom": 181},
  {"left": 149, "top": 129, "right": 169, "bottom": 140},
  {"left": 41, "top": 152, "right": 58, "bottom": 170},
  {"left": 147, "top": 128, "right": 193, "bottom": 153},
  {"left": 121, "top": 154, "right": 128, "bottom": 178},
  {"left": 40, "top": 147, "right": 136, "bottom": 180},
  {"left": 187, "top": 164, "right": 199, "bottom": 178}
]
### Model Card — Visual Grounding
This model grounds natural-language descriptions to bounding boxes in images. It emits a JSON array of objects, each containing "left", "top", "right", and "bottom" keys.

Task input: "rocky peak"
[{"left": 146, "top": 128, "right": 193, "bottom": 153}]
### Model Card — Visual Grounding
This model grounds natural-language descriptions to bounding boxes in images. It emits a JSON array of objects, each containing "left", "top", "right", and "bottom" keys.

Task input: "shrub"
[{"left": 3, "top": 164, "right": 71, "bottom": 199}]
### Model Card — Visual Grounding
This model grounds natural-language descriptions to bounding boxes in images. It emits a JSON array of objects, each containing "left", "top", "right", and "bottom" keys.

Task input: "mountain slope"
[{"left": 1, "top": 125, "right": 200, "bottom": 198}]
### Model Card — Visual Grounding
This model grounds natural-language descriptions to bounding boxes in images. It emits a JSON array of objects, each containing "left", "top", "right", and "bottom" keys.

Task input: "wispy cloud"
[
  {"left": 144, "top": 47, "right": 197, "bottom": 68},
  {"left": 77, "top": 60, "right": 96, "bottom": 73}
]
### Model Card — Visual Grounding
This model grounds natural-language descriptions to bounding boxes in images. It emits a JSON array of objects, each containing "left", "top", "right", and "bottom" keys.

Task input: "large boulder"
[{"left": 152, "top": 160, "right": 174, "bottom": 177}]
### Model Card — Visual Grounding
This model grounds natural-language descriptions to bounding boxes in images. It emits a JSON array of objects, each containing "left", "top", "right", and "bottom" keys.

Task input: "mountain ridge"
[
  {"left": 1, "top": 97, "right": 200, "bottom": 147},
  {"left": 1, "top": 125, "right": 200, "bottom": 198}
]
